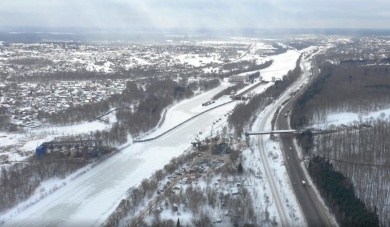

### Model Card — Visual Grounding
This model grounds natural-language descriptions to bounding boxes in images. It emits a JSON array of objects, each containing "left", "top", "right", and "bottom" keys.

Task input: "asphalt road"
[{"left": 276, "top": 58, "right": 333, "bottom": 227}]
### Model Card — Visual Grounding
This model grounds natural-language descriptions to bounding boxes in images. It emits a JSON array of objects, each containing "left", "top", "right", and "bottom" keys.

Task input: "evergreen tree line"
[
  {"left": 228, "top": 55, "right": 302, "bottom": 136},
  {"left": 308, "top": 156, "right": 379, "bottom": 227}
]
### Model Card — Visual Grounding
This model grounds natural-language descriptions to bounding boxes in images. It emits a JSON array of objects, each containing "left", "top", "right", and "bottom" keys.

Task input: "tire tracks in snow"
[{"left": 257, "top": 103, "right": 289, "bottom": 227}]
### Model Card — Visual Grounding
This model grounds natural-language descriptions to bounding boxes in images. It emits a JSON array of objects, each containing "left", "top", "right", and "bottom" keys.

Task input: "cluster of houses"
[
  {"left": 0, "top": 79, "right": 126, "bottom": 126},
  {"left": 0, "top": 41, "right": 270, "bottom": 128},
  {"left": 0, "top": 41, "right": 244, "bottom": 78}
]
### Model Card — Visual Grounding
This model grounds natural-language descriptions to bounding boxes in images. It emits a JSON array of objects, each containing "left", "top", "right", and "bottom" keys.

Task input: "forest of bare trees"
[
  {"left": 314, "top": 119, "right": 390, "bottom": 226},
  {"left": 43, "top": 77, "right": 220, "bottom": 146},
  {"left": 104, "top": 152, "right": 194, "bottom": 227},
  {"left": 220, "top": 60, "right": 273, "bottom": 79},
  {"left": 291, "top": 63, "right": 390, "bottom": 128},
  {"left": 0, "top": 106, "right": 10, "bottom": 131},
  {"left": 0, "top": 154, "right": 86, "bottom": 213},
  {"left": 7, "top": 57, "right": 54, "bottom": 66},
  {"left": 212, "top": 82, "right": 246, "bottom": 100},
  {"left": 104, "top": 145, "right": 263, "bottom": 227},
  {"left": 290, "top": 61, "right": 390, "bottom": 226}
]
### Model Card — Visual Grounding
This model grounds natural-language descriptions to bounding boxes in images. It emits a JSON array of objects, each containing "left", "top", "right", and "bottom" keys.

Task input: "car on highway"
[{"left": 302, "top": 180, "right": 306, "bottom": 186}]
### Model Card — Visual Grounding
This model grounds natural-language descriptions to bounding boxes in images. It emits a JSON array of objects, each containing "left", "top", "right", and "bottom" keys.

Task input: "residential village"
[
  {"left": 0, "top": 40, "right": 279, "bottom": 128},
  {"left": 0, "top": 79, "right": 126, "bottom": 127}
]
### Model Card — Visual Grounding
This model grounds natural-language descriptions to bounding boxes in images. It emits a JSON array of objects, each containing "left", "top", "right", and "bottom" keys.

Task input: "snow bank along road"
[
  {"left": 257, "top": 109, "right": 289, "bottom": 226},
  {"left": 254, "top": 66, "right": 307, "bottom": 226},
  {"left": 254, "top": 47, "right": 332, "bottom": 227}
]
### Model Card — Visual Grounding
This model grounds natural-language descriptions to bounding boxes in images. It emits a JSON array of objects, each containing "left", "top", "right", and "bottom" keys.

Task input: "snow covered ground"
[
  {"left": 0, "top": 85, "right": 238, "bottom": 227},
  {"left": 259, "top": 50, "right": 300, "bottom": 81},
  {"left": 142, "top": 80, "right": 234, "bottom": 140},
  {"left": 0, "top": 46, "right": 313, "bottom": 226},
  {"left": 248, "top": 93, "right": 305, "bottom": 226},
  {"left": 243, "top": 46, "right": 327, "bottom": 227},
  {"left": 310, "top": 107, "right": 390, "bottom": 129},
  {"left": 243, "top": 139, "right": 305, "bottom": 226}
]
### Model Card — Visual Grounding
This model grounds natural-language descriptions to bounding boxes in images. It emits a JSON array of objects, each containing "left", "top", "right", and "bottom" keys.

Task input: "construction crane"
[{"left": 191, "top": 135, "right": 202, "bottom": 150}]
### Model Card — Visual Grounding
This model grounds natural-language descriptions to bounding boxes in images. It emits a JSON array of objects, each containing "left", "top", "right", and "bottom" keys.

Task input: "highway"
[
  {"left": 253, "top": 53, "right": 313, "bottom": 226},
  {"left": 275, "top": 57, "right": 333, "bottom": 226}
]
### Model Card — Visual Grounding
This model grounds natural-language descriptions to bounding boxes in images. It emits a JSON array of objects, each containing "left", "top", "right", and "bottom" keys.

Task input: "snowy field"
[
  {"left": 0, "top": 46, "right": 316, "bottom": 226},
  {"left": 310, "top": 107, "right": 390, "bottom": 129}
]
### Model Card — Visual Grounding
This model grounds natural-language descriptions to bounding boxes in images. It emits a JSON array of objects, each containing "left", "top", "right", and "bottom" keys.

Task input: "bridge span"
[{"left": 245, "top": 129, "right": 338, "bottom": 137}]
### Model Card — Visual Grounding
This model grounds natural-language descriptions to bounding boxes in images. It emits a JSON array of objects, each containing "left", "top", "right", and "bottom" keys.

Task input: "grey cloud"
[{"left": 0, "top": 0, "right": 389, "bottom": 29}]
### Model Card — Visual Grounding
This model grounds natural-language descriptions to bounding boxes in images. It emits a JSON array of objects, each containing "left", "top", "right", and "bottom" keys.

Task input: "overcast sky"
[{"left": 1, "top": 0, "right": 390, "bottom": 30}]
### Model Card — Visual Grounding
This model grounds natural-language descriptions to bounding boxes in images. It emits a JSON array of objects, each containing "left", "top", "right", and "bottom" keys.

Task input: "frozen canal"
[
  {"left": 1, "top": 48, "right": 302, "bottom": 227},
  {"left": 1, "top": 85, "right": 238, "bottom": 227}
]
